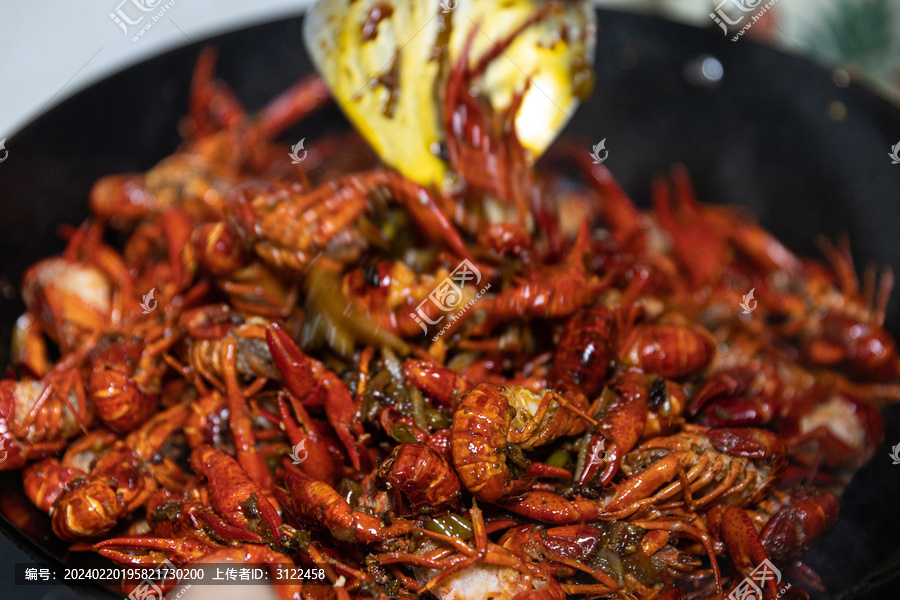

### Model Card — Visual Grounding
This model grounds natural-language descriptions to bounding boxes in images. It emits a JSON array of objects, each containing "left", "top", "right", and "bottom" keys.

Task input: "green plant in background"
[{"left": 802, "top": 0, "right": 900, "bottom": 99}]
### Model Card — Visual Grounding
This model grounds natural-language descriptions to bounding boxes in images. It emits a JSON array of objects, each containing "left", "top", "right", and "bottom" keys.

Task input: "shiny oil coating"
[
  {"left": 451, "top": 384, "right": 526, "bottom": 503},
  {"left": 379, "top": 442, "right": 461, "bottom": 513},
  {"left": 285, "top": 471, "right": 413, "bottom": 543},
  {"left": 549, "top": 305, "right": 617, "bottom": 398},
  {"left": 52, "top": 481, "right": 121, "bottom": 541},
  {"left": 620, "top": 323, "right": 715, "bottom": 379},
  {"left": 450, "top": 383, "right": 591, "bottom": 504},
  {"left": 190, "top": 445, "right": 283, "bottom": 536},
  {"left": 289, "top": 475, "right": 379, "bottom": 542}
]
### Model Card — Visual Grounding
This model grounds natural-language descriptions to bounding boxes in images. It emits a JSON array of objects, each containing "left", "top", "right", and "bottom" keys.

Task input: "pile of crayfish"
[{"left": 3, "top": 42, "right": 899, "bottom": 600}]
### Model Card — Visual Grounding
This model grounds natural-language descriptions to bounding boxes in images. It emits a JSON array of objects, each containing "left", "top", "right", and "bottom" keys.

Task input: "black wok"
[{"left": 0, "top": 9, "right": 898, "bottom": 600}]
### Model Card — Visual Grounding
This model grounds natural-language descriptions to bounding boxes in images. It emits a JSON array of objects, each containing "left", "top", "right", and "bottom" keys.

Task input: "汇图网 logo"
[
  {"left": 140, "top": 288, "right": 158, "bottom": 314},
  {"left": 410, "top": 259, "right": 491, "bottom": 340},
  {"left": 109, "top": 0, "right": 181, "bottom": 42},
  {"left": 728, "top": 558, "right": 791, "bottom": 599},
  {"left": 289, "top": 439, "right": 308, "bottom": 465},
  {"left": 590, "top": 139, "right": 608, "bottom": 164},
  {"left": 289, "top": 139, "right": 308, "bottom": 164},
  {"left": 889, "top": 141, "right": 900, "bottom": 165},
  {"left": 740, "top": 288, "right": 757, "bottom": 314}
]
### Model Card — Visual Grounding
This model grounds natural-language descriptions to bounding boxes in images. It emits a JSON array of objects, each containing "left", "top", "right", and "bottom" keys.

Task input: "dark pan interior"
[{"left": 0, "top": 10, "right": 898, "bottom": 600}]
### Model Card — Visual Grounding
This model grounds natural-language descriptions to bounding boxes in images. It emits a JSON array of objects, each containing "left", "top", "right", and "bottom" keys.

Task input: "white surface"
[{"left": 0, "top": 0, "right": 313, "bottom": 138}]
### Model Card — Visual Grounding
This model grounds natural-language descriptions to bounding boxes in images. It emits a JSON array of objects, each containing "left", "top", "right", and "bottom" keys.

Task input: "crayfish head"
[
  {"left": 22, "top": 257, "right": 111, "bottom": 351},
  {"left": 90, "top": 341, "right": 159, "bottom": 434},
  {"left": 707, "top": 427, "right": 787, "bottom": 504},
  {"left": 23, "top": 458, "right": 81, "bottom": 513},
  {"left": 761, "top": 487, "right": 840, "bottom": 565},
  {"left": 89, "top": 173, "right": 157, "bottom": 222},
  {"left": 790, "top": 393, "right": 884, "bottom": 470},
  {"left": 52, "top": 481, "right": 123, "bottom": 541},
  {"left": 707, "top": 427, "right": 787, "bottom": 462},
  {"left": 193, "top": 221, "right": 252, "bottom": 277}
]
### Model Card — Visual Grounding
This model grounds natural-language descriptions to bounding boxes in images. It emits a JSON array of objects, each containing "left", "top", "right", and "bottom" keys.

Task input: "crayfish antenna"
[{"left": 186, "top": 47, "right": 246, "bottom": 140}]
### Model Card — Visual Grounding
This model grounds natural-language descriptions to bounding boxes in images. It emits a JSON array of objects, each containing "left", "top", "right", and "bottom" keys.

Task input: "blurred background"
[{"left": 1, "top": 0, "right": 900, "bottom": 138}]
